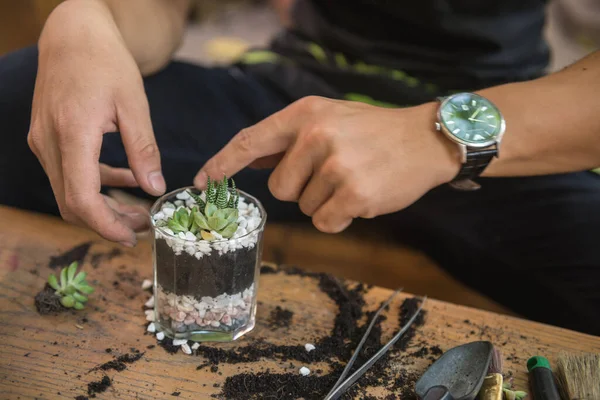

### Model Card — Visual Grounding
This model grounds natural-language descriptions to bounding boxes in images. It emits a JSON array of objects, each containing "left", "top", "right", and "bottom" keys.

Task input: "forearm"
[
  {"left": 42, "top": 0, "right": 190, "bottom": 75},
  {"left": 479, "top": 51, "right": 600, "bottom": 177}
]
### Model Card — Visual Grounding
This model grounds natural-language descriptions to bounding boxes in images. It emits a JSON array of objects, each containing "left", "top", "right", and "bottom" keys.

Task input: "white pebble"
[
  {"left": 185, "top": 199, "right": 196, "bottom": 208},
  {"left": 185, "top": 246, "right": 196, "bottom": 256},
  {"left": 185, "top": 232, "right": 197, "bottom": 241},
  {"left": 172, "top": 339, "right": 188, "bottom": 346},
  {"left": 156, "top": 331, "right": 165, "bottom": 341},
  {"left": 176, "top": 191, "right": 191, "bottom": 200},
  {"left": 147, "top": 323, "right": 156, "bottom": 333},
  {"left": 163, "top": 228, "right": 174, "bottom": 236},
  {"left": 210, "top": 320, "right": 220, "bottom": 327},
  {"left": 178, "top": 232, "right": 186, "bottom": 240},
  {"left": 142, "top": 279, "right": 153, "bottom": 290},
  {"left": 145, "top": 310, "right": 155, "bottom": 322},
  {"left": 304, "top": 344, "right": 316, "bottom": 352},
  {"left": 174, "top": 200, "right": 184, "bottom": 207},
  {"left": 299, "top": 367, "right": 310, "bottom": 376},
  {"left": 153, "top": 211, "right": 165, "bottom": 221},
  {"left": 145, "top": 296, "right": 155, "bottom": 308},
  {"left": 194, "top": 252, "right": 204, "bottom": 260},
  {"left": 163, "top": 208, "right": 175, "bottom": 218},
  {"left": 181, "top": 343, "right": 192, "bottom": 355},
  {"left": 191, "top": 343, "right": 200, "bottom": 350}
]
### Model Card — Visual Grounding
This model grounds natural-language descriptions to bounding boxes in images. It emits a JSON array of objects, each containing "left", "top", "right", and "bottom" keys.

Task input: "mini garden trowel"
[{"left": 415, "top": 341, "right": 493, "bottom": 400}]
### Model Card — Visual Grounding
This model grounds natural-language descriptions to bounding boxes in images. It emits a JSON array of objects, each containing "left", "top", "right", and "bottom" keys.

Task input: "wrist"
[
  {"left": 40, "top": 0, "right": 117, "bottom": 54},
  {"left": 413, "top": 102, "right": 462, "bottom": 186}
]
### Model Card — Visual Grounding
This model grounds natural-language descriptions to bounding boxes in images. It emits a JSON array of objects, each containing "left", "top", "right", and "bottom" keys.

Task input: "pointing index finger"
[{"left": 195, "top": 100, "right": 305, "bottom": 186}]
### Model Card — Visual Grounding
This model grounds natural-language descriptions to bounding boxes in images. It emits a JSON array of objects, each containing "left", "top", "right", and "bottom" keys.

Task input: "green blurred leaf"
[
  {"left": 67, "top": 262, "right": 78, "bottom": 282},
  {"left": 168, "top": 218, "right": 187, "bottom": 233},
  {"left": 48, "top": 274, "right": 60, "bottom": 291},
  {"left": 193, "top": 211, "right": 210, "bottom": 230},
  {"left": 73, "top": 292, "right": 88, "bottom": 303},
  {"left": 224, "top": 208, "right": 238, "bottom": 224},
  {"left": 176, "top": 208, "right": 191, "bottom": 229},
  {"left": 205, "top": 203, "right": 217, "bottom": 217},
  {"left": 64, "top": 286, "right": 76, "bottom": 295},
  {"left": 74, "top": 301, "right": 85, "bottom": 310},
  {"left": 73, "top": 271, "right": 87, "bottom": 285},
  {"left": 77, "top": 285, "right": 95, "bottom": 295},
  {"left": 61, "top": 295, "right": 75, "bottom": 308},
  {"left": 60, "top": 266, "right": 68, "bottom": 289},
  {"left": 208, "top": 216, "right": 228, "bottom": 231},
  {"left": 220, "top": 223, "right": 238, "bottom": 238}
]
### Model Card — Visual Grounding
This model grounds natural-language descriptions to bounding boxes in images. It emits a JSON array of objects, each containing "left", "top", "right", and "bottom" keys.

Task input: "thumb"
[{"left": 116, "top": 90, "right": 166, "bottom": 196}]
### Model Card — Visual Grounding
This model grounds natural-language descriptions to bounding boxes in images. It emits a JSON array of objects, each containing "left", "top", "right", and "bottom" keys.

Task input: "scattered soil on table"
[
  {"left": 267, "top": 306, "right": 294, "bottom": 330},
  {"left": 48, "top": 242, "right": 92, "bottom": 269},
  {"left": 396, "top": 297, "right": 426, "bottom": 351},
  {"left": 92, "top": 352, "right": 145, "bottom": 372},
  {"left": 34, "top": 283, "right": 68, "bottom": 315},
  {"left": 87, "top": 375, "right": 111, "bottom": 397},
  {"left": 75, "top": 396, "right": 89, "bottom": 400},
  {"left": 151, "top": 265, "right": 428, "bottom": 399},
  {"left": 89, "top": 248, "right": 123, "bottom": 268},
  {"left": 171, "top": 391, "right": 181, "bottom": 396}
]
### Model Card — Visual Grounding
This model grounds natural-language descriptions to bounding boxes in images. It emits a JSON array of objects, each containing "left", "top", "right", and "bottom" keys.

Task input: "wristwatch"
[{"left": 435, "top": 92, "right": 506, "bottom": 190}]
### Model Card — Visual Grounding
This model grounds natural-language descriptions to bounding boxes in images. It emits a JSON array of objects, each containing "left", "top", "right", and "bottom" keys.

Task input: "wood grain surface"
[{"left": 1, "top": 206, "right": 598, "bottom": 399}]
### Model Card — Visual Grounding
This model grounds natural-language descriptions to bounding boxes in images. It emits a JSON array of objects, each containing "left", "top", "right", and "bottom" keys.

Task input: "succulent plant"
[
  {"left": 47, "top": 262, "right": 94, "bottom": 310},
  {"left": 165, "top": 176, "right": 240, "bottom": 240}
]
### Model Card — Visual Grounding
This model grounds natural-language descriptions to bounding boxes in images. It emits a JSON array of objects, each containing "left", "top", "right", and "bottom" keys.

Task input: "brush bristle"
[
  {"left": 488, "top": 346, "right": 503, "bottom": 375},
  {"left": 556, "top": 352, "right": 600, "bottom": 400}
]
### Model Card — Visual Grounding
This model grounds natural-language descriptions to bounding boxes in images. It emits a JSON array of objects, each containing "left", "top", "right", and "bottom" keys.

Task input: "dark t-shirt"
[{"left": 243, "top": 0, "right": 550, "bottom": 105}]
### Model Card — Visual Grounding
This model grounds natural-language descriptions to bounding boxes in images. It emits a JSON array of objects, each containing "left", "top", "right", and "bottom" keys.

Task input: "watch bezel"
[{"left": 437, "top": 93, "right": 506, "bottom": 148}]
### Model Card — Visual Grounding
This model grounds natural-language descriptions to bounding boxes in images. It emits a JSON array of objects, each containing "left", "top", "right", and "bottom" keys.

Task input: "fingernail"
[
  {"left": 195, "top": 171, "right": 207, "bottom": 188},
  {"left": 148, "top": 171, "right": 166, "bottom": 194},
  {"left": 119, "top": 241, "right": 136, "bottom": 248}
]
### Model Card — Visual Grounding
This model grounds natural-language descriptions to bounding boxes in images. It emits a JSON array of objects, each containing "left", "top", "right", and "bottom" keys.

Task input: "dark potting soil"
[
  {"left": 155, "top": 238, "right": 257, "bottom": 297},
  {"left": 87, "top": 375, "right": 111, "bottom": 397},
  {"left": 48, "top": 242, "right": 92, "bottom": 269},
  {"left": 75, "top": 396, "right": 89, "bottom": 400},
  {"left": 267, "top": 306, "right": 293, "bottom": 330},
  {"left": 34, "top": 283, "right": 68, "bottom": 315},
  {"left": 259, "top": 264, "right": 277, "bottom": 274}
]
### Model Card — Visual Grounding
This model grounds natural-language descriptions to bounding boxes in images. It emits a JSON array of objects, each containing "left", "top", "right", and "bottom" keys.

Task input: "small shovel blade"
[{"left": 415, "top": 341, "right": 493, "bottom": 400}]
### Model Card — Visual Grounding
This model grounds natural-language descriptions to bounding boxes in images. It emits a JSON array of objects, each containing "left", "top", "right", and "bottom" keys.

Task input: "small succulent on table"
[
  {"left": 47, "top": 262, "right": 95, "bottom": 310},
  {"left": 166, "top": 176, "right": 240, "bottom": 241}
]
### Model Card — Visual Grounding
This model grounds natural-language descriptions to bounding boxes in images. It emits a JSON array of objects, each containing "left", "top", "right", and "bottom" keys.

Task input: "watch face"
[{"left": 439, "top": 93, "right": 503, "bottom": 145}]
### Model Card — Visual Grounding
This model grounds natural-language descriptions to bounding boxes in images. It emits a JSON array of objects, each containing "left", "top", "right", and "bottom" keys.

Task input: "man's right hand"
[{"left": 27, "top": 0, "right": 166, "bottom": 246}]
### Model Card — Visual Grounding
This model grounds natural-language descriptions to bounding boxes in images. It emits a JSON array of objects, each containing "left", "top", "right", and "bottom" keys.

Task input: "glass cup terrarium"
[{"left": 149, "top": 179, "right": 266, "bottom": 342}]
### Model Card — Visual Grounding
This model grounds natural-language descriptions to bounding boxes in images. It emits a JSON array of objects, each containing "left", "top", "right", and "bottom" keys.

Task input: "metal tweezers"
[{"left": 323, "top": 288, "right": 427, "bottom": 400}]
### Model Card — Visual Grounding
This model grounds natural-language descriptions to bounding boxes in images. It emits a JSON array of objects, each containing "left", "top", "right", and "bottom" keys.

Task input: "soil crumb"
[
  {"left": 87, "top": 375, "right": 111, "bottom": 397},
  {"left": 34, "top": 283, "right": 68, "bottom": 315},
  {"left": 93, "top": 352, "right": 145, "bottom": 372},
  {"left": 90, "top": 248, "right": 123, "bottom": 268},
  {"left": 259, "top": 264, "right": 277, "bottom": 274},
  {"left": 75, "top": 396, "right": 89, "bottom": 400},
  {"left": 171, "top": 392, "right": 181, "bottom": 396},
  {"left": 267, "top": 306, "right": 293, "bottom": 330},
  {"left": 159, "top": 338, "right": 180, "bottom": 354},
  {"left": 48, "top": 242, "right": 92, "bottom": 269}
]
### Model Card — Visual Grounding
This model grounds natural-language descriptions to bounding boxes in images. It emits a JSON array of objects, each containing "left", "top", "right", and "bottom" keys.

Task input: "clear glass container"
[{"left": 150, "top": 186, "right": 266, "bottom": 342}]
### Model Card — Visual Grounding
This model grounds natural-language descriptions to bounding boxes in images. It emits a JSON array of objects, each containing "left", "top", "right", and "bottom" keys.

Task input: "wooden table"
[{"left": 1, "top": 206, "right": 599, "bottom": 399}]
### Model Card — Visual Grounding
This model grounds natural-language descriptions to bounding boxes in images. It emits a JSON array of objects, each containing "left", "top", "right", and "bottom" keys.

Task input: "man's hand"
[
  {"left": 195, "top": 96, "right": 460, "bottom": 233},
  {"left": 28, "top": 0, "right": 167, "bottom": 246}
]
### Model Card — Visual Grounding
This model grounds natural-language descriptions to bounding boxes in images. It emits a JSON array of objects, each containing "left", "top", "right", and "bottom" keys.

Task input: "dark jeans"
[{"left": 1, "top": 47, "right": 599, "bottom": 335}]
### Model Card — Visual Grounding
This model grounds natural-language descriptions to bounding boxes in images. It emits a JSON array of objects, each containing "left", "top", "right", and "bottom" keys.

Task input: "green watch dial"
[{"left": 440, "top": 93, "right": 503, "bottom": 145}]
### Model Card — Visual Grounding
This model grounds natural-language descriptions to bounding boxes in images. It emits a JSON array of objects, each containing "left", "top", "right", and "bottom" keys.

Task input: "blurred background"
[{"left": 0, "top": 0, "right": 598, "bottom": 314}]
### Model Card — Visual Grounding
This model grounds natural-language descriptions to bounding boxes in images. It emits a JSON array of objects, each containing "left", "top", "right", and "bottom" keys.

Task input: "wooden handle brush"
[
  {"left": 479, "top": 347, "right": 503, "bottom": 400},
  {"left": 555, "top": 352, "right": 600, "bottom": 400}
]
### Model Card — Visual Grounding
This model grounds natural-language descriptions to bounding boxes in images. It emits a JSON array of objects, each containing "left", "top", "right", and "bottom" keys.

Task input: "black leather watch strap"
[{"left": 452, "top": 148, "right": 497, "bottom": 183}]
